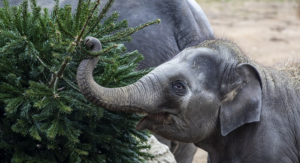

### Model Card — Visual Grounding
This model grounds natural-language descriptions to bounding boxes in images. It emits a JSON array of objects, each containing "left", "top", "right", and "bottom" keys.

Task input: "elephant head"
[{"left": 77, "top": 37, "right": 262, "bottom": 143}]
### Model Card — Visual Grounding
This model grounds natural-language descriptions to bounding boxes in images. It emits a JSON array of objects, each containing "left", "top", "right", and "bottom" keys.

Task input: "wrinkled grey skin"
[
  {"left": 78, "top": 37, "right": 300, "bottom": 163},
  {"left": 3, "top": 0, "right": 214, "bottom": 162}
]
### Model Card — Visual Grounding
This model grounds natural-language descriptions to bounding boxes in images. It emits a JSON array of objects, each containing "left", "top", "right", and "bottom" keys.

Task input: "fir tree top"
[{"left": 0, "top": 0, "right": 160, "bottom": 162}]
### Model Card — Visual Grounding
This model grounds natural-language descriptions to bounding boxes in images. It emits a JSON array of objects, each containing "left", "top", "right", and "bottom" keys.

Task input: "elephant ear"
[{"left": 220, "top": 63, "right": 262, "bottom": 136}]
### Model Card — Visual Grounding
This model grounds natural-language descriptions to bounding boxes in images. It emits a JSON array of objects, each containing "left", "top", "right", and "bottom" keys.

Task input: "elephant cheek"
[
  {"left": 154, "top": 120, "right": 188, "bottom": 140},
  {"left": 136, "top": 113, "right": 173, "bottom": 131}
]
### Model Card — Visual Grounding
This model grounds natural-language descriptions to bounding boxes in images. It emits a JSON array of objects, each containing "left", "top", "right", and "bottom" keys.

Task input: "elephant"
[
  {"left": 77, "top": 36, "right": 300, "bottom": 163},
  {"left": 3, "top": 0, "right": 214, "bottom": 162}
]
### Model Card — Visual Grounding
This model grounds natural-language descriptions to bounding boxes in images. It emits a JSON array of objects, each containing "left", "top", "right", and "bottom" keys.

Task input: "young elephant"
[{"left": 77, "top": 37, "right": 300, "bottom": 162}]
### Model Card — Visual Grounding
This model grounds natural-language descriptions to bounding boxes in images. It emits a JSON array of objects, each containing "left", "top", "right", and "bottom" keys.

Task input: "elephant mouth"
[{"left": 136, "top": 112, "right": 171, "bottom": 131}]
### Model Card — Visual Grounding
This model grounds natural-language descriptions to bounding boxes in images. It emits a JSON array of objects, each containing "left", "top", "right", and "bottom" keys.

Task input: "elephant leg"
[{"left": 171, "top": 141, "right": 197, "bottom": 163}]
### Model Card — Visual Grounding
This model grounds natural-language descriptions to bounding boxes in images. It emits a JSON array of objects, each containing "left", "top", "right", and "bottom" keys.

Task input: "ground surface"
[{"left": 192, "top": 0, "right": 300, "bottom": 162}]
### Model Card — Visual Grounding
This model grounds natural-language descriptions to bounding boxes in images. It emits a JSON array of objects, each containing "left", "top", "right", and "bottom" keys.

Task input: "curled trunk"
[{"left": 76, "top": 37, "right": 159, "bottom": 112}]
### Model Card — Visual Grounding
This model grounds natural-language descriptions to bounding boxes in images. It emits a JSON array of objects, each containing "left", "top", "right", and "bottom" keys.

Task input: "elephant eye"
[
  {"left": 171, "top": 80, "right": 187, "bottom": 96},
  {"left": 175, "top": 83, "right": 183, "bottom": 89}
]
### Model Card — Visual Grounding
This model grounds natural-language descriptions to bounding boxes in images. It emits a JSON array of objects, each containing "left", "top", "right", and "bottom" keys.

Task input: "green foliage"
[{"left": 0, "top": 0, "right": 159, "bottom": 162}]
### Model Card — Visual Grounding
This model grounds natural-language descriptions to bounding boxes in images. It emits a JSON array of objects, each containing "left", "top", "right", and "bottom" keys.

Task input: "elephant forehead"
[
  {"left": 176, "top": 47, "right": 218, "bottom": 63},
  {"left": 154, "top": 58, "right": 186, "bottom": 73},
  {"left": 152, "top": 47, "right": 219, "bottom": 76},
  {"left": 148, "top": 59, "right": 191, "bottom": 81}
]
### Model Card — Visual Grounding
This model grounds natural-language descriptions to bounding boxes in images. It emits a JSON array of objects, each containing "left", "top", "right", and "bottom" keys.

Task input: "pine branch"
[
  {"left": 39, "top": 8, "right": 49, "bottom": 37},
  {"left": 35, "top": 53, "right": 51, "bottom": 71},
  {"left": 55, "top": 30, "right": 61, "bottom": 43},
  {"left": 62, "top": 77, "right": 80, "bottom": 91},
  {"left": 93, "top": 22, "right": 115, "bottom": 37},
  {"left": 91, "top": 11, "right": 127, "bottom": 38},
  {"left": 55, "top": 56, "right": 69, "bottom": 80},
  {"left": 2, "top": 0, "right": 12, "bottom": 28},
  {"left": 29, "top": 125, "right": 42, "bottom": 141},
  {"left": 100, "top": 19, "right": 161, "bottom": 43},
  {"left": 85, "top": 0, "right": 115, "bottom": 37},
  {"left": 76, "top": 0, "right": 101, "bottom": 44},
  {"left": 94, "top": 19, "right": 128, "bottom": 38},
  {"left": 21, "top": 0, "right": 28, "bottom": 36},
  {"left": 0, "top": 29, "right": 20, "bottom": 39},
  {"left": 29, "top": 0, "right": 40, "bottom": 25},
  {"left": 0, "top": 38, "right": 25, "bottom": 56},
  {"left": 67, "top": 41, "right": 76, "bottom": 53},
  {"left": 11, "top": 6, "right": 23, "bottom": 35},
  {"left": 56, "top": 15, "right": 75, "bottom": 38},
  {"left": 48, "top": 55, "right": 72, "bottom": 89},
  {"left": 74, "top": 0, "right": 83, "bottom": 32}
]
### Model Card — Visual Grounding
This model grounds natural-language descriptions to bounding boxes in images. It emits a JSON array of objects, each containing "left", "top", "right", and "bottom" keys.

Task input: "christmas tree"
[{"left": 0, "top": 0, "right": 160, "bottom": 162}]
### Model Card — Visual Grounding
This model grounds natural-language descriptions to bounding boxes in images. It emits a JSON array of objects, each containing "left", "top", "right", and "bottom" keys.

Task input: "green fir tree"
[{"left": 0, "top": 0, "right": 160, "bottom": 162}]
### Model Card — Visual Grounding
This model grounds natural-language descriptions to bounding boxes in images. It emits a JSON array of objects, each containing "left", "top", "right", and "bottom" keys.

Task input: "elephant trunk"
[{"left": 76, "top": 37, "right": 159, "bottom": 113}]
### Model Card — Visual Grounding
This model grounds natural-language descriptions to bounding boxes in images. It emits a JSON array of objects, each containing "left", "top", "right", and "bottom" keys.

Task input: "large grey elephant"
[
  {"left": 4, "top": 0, "right": 213, "bottom": 69},
  {"left": 78, "top": 36, "right": 300, "bottom": 163},
  {"left": 3, "top": 0, "right": 214, "bottom": 162}
]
